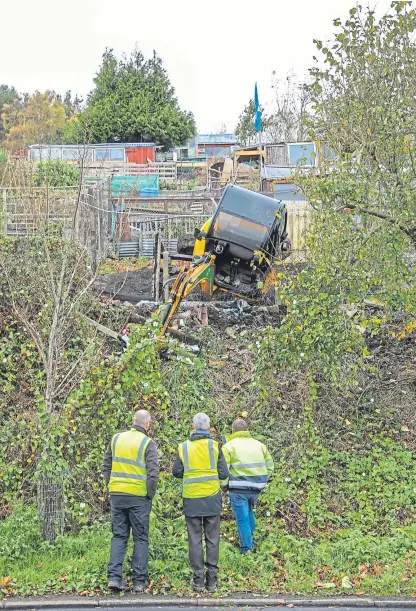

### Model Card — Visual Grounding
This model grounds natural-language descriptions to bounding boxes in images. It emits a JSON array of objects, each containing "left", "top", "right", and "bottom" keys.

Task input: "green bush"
[
  {"left": 0, "top": 505, "right": 45, "bottom": 561},
  {"left": 33, "top": 160, "right": 80, "bottom": 187}
]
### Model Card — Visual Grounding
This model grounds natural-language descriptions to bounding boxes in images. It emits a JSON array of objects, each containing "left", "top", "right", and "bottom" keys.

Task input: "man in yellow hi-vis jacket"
[
  {"left": 222, "top": 419, "right": 274, "bottom": 554},
  {"left": 172, "top": 413, "right": 229, "bottom": 592},
  {"left": 103, "top": 409, "right": 159, "bottom": 593}
]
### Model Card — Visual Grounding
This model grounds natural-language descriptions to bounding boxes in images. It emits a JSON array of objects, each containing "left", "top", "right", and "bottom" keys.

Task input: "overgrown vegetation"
[
  {"left": 33, "top": 160, "right": 80, "bottom": 187},
  {"left": 1, "top": 312, "right": 415, "bottom": 596},
  {"left": 97, "top": 257, "right": 148, "bottom": 276}
]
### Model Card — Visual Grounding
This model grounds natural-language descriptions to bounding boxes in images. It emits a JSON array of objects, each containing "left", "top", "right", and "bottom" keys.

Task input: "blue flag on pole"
[{"left": 254, "top": 82, "right": 262, "bottom": 132}]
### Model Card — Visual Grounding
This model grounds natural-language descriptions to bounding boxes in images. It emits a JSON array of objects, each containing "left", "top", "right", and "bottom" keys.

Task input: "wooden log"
[
  {"left": 83, "top": 313, "right": 200, "bottom": 350},
  {"left": 82, "top": 315, "right": 121, "bottom": 340}
]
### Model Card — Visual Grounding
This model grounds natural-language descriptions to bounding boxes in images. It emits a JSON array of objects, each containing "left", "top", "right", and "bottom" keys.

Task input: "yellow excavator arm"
[{"left": 158, "top": 254, "right": 216, "bottom": 338}]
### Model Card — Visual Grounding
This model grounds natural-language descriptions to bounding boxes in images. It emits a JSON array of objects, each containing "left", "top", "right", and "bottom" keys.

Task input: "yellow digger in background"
[{"left": 158, "top": 184, "right": 291, "bottom": 337}]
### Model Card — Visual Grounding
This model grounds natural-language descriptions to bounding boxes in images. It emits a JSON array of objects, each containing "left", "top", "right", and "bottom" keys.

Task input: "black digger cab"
[
  {"left": 207, "top": 184, "right": 286, "bottom": 261},
  {"left": 206, "top": 184, "right": 287, "bottom": 297}
]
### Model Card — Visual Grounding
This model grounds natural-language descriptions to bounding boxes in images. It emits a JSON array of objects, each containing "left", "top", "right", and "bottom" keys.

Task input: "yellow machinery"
[{"left": 159, "top": 184, "right": 290, "bottom": 337}]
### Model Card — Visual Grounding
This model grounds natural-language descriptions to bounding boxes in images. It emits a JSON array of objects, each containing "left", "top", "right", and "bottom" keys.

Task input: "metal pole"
[
  {"left": 2, "top": 189, "right": 7, "bottom": 236},
  {"left": 163, "top": 250, "right": 170, "bottom": 301},
  {"left": 153, "top": 232, "right": 161, "bottom": 302},
  {"left": 206, "top": 153, "right": 209, "bottom": 190},
  {"left": 258, "top": 131, "right": 263, "bottom": 191}
]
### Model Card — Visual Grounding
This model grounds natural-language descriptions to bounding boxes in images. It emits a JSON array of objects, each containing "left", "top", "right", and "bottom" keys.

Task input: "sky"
[{"left": 1, "top": 0, "right": 395, "bottom": 133}]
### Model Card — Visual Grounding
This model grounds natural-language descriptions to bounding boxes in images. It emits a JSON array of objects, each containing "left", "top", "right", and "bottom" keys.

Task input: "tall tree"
[
  {"left": 86, "top": 48, "right": 196, "bottom": 148},
  {"left": 0, "top": 85, "right": 21, "bottom": 142},
  {"left": 266, "top": 73, "right": 310, "bottom": 143},
  {"left": 275, "top": 1, "right": 416, "bottom": 383},
  {"left": 257, "top": 2, "right": 416, "bottom": 444},
  {"left": 4, "top": 91, "right": 67, "bottom": 148},
  {"left": 235, "top": 99, "right": 258, "bottom": 146},
  {"left": 305, "top": 1, "right": 416, "bottom": 243}
]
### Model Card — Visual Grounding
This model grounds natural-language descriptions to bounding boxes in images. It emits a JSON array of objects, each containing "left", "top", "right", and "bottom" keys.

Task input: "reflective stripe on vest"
[
  {"left": 178, "top": 438, "right": 220, "bottom": 499},
  {"left": 224, "top": 437, "right": 271, "bottom": 491},
  {"left": 108, "top": 430, "right": 150, "bottom": 496}
]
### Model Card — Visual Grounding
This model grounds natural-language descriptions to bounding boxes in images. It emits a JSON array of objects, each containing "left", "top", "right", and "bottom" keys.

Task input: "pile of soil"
[{"left": 94, "top": 268, "right": 155, "bottom": 303}]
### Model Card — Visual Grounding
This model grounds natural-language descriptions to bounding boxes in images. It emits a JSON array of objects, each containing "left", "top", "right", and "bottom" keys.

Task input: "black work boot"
[
  {"left": 133, "top": 580, "right": 148, "bottom": 593},
  {"left": 190, "top": 576, "right": 205, "bottom": 592},
  {"left": 108, "top": 579, "right": 128, "bottom": 591},
  {"left": 205, "top": 577, "right": 217, "bottom": 593}
]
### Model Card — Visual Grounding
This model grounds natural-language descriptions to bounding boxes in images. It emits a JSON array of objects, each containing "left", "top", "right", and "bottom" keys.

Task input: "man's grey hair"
[
  {"left": 193, "top": 412, "right": 210, "bottom": 430},
  {"left": 133, "top": 409, "right": 151, "bottom": 427}
]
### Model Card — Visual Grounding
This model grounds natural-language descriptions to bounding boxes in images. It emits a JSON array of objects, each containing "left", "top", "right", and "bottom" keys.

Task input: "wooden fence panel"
[
  {"left": 285, "top": 201, "right": 312, "bottom": 258},
  {"left": 87, "top": 162, "right": 177, "bottom": 183}
]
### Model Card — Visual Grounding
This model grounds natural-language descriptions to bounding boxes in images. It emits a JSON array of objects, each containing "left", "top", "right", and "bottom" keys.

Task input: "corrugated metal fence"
[
  {"left": 118, "top": 203, "right": 311, "bottom": 259},
  {"left": 120, "top": 214, "right": 210, "bottom": 259}
]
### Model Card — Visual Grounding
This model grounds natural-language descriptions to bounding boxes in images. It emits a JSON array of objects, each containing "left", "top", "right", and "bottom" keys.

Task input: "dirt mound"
[{"left": 94, "top": 268, "right": 155, "bottom": 302}]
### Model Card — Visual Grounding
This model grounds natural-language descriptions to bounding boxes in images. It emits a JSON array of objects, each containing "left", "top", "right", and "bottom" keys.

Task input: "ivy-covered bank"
[{"left": 1, "top": 320, "right": 415, "bottom": 597}]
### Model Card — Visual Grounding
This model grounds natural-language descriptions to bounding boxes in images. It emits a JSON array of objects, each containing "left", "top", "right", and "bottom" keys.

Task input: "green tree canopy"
[
  {"left": 307, "top": 2, "right": 416, "bottom": 242},
  {"left": 85, "top": 48, "right": 196, "bottom": 148},
  {"left": 0, "top": 85, "right": 21, "bottom": 142},
  {"left": 235, "top": 99, "right": 258, "bottom": 146},
  {"left": 259, "top": 2, "right": 416, "bottom": 400}
]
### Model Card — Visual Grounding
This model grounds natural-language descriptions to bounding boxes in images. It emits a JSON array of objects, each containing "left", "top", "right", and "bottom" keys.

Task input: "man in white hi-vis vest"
[{"left": 222, "top": 419, "right": 274, "bottom": 554}]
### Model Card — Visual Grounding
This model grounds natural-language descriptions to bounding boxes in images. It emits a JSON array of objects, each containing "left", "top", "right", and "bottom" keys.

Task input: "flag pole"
[
  {"left": 258, "top": 130, "right": 262, "bottom": 191},
  {"left": 254, "top": 82, "right": 263, "bottom": 190}
]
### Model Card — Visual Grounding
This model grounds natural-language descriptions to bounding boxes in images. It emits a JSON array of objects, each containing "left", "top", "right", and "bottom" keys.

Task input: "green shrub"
[
  {"left": 0, "top": 505, "right": 45, "bottom": 561},
  {"left": 33, "top": 160, "right": 80, "bottom": 187}
]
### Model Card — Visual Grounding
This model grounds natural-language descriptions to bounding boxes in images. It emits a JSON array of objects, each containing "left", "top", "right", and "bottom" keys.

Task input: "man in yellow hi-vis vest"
[
  {"left": 222, "top": 418, "right": 274, "bottom": 554},
  {"left": 103, "top": 410, "right": 159, "bottom": 592},
  {"left": 172, "top": 413, "right": 229, "bottom": 592}
]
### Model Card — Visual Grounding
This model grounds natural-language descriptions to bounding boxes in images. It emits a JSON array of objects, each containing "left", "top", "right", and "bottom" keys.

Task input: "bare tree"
[
  {"left": 265, "top": 72, "right": 311, "bottom": 143},
  {"left": 0, "top": 162, "right": 111, "bottom": 540}
]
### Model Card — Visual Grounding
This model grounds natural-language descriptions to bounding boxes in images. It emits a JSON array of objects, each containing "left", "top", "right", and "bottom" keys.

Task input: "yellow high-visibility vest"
[
  {"left": 108, "top": 429, "right": 150, "bottom": 496},
  {"left": 178, "top": 438, "right": 220, "bottom": 499}
]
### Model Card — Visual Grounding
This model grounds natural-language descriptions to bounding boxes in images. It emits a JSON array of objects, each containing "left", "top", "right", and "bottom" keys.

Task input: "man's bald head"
[
  {"left": 232, "top": 418, "right": 248, "bottom": 433},
  {"left": 133, "top": 409, "right": 151, "bottom": 431}
]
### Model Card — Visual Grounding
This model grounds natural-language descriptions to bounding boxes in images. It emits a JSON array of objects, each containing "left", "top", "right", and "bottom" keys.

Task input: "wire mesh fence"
[
  {"left": 37, "top": 475, "right": 65, "bottom": 542},
  {"left": 2, "top": 177, "right": 115, "bottom": 271}
]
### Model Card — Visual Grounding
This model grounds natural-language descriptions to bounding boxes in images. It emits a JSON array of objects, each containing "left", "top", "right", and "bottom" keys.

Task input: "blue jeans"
[{"left": 230, "top": 492, "right": 258, "bottom": 554}]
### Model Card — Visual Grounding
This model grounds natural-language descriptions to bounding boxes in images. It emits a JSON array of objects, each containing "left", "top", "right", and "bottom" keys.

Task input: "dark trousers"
[
  {"left": 108, "top": 494, "right": 151, "bottom": 584},
  {"left": 185, "top": 515, "right": 220, "bottom": 585}
]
